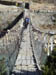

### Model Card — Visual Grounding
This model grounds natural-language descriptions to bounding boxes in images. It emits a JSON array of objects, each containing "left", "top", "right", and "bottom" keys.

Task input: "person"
[{"left": 23, "top": 17, "right": 30, "bottom": 28}]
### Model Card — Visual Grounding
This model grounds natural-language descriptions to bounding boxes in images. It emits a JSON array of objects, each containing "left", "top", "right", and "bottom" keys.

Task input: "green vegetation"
[
  {"left": 7, "top": 20, "right": 11, "bottom": 25},
  {"left": 0, "top": 58, "right": 7, "bottom": 75},
  {"left": 0, "top": 26, "right": 2, "bottom": 31},
  {"left": 16, "top": 3, "right": 19, "bottom": 7},
  {"left": 53, "top": 14, "right": 56, "bottom": 25},
  {"left": 32, "top": 0, "right": 39, "bottom": 2},
  {"left": 42, "top": 47, "right": 56, "bottom": 75}
]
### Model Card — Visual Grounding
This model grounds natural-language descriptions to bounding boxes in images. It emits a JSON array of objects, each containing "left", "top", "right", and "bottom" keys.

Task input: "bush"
[
  {"left": 16, "top": 3, "right": 19, "bottom": 7},
  {"left": 42, "top": 47, "right": 56, "bottom": 75},
  {"left": 0, "top": 58, "right": 7, "bottom": 75}
]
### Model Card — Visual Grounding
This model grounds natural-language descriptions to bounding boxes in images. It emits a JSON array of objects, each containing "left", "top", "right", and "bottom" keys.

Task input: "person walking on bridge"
[{"left": 23, "top": 16, "right": 30, "bottom": 28}]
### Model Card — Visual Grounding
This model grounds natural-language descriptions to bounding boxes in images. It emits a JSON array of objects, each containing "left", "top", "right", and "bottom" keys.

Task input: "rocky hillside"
[
  {"left": 0, "top": 4, "right": 23, "bottom": 31},
  {"left": 0, "top": 0, "right": 30, "bottom": 2},
  {"left": 0, "top": 0, "right": 56, "bottom": 4},
  {"left": 33, "top": 0, "right": 56, "bottom": 4}
]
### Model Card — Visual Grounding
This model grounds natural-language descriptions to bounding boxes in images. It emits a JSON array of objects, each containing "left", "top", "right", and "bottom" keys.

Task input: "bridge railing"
[
  {"left": 0, "top": 28, "right": 23, "bottom": 75},
  {"left": 29, "top": 24, "right": 47, "bottom": 69}
]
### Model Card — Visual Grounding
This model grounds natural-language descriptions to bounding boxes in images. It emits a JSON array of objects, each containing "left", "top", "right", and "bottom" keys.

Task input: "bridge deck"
[{"left": 12, "top": 25, "right": 41, "bottom": 75}]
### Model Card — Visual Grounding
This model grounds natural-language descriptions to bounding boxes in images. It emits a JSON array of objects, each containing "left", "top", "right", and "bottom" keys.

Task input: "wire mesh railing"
[
  {"left": 0, "top": 29, "right": 22, "bottom": 75},
  {"left": 29, "top": 24, "right": 47, "bottom": 69}
]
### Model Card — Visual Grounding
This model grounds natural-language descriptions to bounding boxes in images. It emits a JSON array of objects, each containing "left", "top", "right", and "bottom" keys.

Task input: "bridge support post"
[
  {"left": 47, "top": 35, "right": 50, "bottom": 56},
  {"left": 50, "top": 36, "right": 54, "bottom": 51}
]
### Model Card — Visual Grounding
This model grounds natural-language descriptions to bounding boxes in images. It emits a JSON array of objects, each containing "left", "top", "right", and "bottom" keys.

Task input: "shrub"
[
  {"left": 0, "top": 58, "right": 7, "bottom": 75},
  {"left": 42, "top": 47, "right": 56, "bottom": 75}
]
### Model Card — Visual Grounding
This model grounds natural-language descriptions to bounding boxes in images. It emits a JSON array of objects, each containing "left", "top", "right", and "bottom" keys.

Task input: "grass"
[{"left": 0, "top": 57, "right": 7, "bottom": 75}]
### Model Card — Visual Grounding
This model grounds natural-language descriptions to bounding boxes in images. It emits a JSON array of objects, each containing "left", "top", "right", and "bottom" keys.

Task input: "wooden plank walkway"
[{"left": 11, "top": 25, "right": 40, "bottom": 75}]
